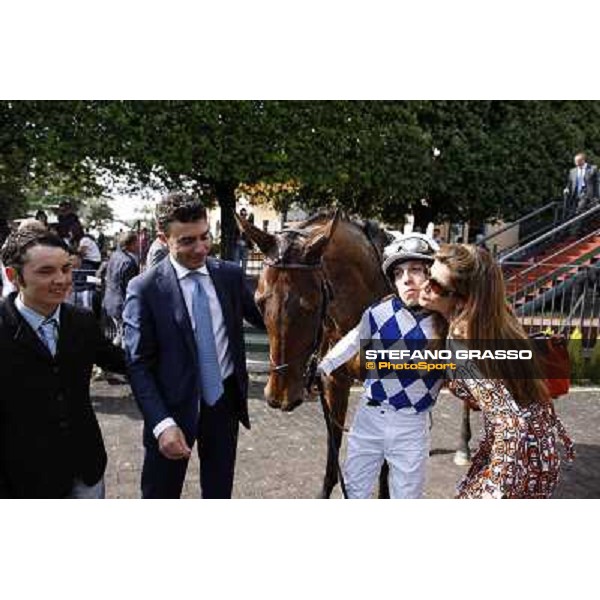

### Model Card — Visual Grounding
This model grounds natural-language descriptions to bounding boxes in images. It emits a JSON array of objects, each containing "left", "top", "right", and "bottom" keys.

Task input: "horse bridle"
[{"left": 262, "top": 229, "right": 335, "bottom": 384}]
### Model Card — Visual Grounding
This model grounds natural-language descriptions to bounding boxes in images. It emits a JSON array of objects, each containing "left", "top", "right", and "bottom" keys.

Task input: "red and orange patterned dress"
[{"left": 449, "top": 377, "right": 575, "bottom": 499}]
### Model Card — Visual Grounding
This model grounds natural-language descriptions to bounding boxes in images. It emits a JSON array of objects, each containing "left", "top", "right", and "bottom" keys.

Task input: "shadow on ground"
[
  {"left": 554, "top": 444, "right": 600, "bottom": 498},
  {"left": 92, "top": 389, "right": 142, "bottom": 421},
  {"left": 93, "top": 378, "right": 267, "bottom": 422},
  {"left": 429, "top": 448, "right": 455, "bottom": 457}
]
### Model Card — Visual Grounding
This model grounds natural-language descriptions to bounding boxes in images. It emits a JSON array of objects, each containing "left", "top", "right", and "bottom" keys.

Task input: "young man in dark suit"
[
  {"left": 0, "top": 229, "right": 126, "bottom": 498},
  {"left": 123, "top": 193, "right": 264, "bottom": 499}
]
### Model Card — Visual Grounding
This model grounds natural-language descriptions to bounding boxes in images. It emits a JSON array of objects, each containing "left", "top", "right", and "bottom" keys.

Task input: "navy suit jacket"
[
  {"left": 566, "top": 163, "right": 599, "bottom": 202},
  {"left": 122, "top": 256, "right": 264, "bottom": 443},
  {"left": 102, "top": 248, "right": 139, "bottom": 319}
]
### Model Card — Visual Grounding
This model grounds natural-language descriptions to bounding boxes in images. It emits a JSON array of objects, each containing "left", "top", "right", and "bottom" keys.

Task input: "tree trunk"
[{"left": 214, "top": 181, "right": 237, "bottom": 260}]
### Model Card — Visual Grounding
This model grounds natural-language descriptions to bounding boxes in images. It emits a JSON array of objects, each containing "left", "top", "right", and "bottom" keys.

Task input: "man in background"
[
  {"left": 145, "top": 232, "right": 169, "bottom": 268},
  {"left": 102, "top": 230, "right": 139, "bottom": 347},
  {"left": 232, "top": 207, "right": 254, "bottom": 273},
  {"left": 565, "top": 152, "right": 599, "bottom": 221}
]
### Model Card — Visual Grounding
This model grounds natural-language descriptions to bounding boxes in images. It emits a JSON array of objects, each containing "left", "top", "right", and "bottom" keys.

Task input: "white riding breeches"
[{"left": 344, "top": 400, "right": 431, "bottom": 499}]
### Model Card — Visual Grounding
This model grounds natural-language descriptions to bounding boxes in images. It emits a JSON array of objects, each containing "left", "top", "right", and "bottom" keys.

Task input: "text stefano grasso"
[{"left": 363, "top": 349, "right": 533, "bottom": 361}]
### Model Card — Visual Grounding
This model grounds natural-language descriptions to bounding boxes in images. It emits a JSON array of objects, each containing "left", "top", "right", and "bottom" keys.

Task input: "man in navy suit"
[
  {"left": 123, "top": 193, "right": 264, "bottom": 499},
  {"left": 102, "top": 230, "right": 139, "bottom": 346},
  {"left": 565, "top": 152, "right": 599, "bottom": 216}
]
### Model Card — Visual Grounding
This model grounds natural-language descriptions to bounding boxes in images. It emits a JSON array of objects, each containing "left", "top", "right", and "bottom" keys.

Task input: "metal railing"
[
  {"left": 510, "top": 263, "right": 600, "bottom": 347},
  {"left": 503, "top": 227, "right": 600, "bottom": 293},
  {"left": 499, "top": 201, "right": 600, "bottom": 266},
  {"left": 479, "top": 198, "right": 565, "bottom": 257}
]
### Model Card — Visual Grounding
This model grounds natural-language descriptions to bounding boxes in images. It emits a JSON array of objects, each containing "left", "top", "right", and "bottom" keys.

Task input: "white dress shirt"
[{"left": 153, "top": 256, "right": 234, "bottom": 439}]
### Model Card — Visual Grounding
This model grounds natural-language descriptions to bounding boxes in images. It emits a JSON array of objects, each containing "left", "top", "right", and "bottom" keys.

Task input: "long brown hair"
[{"left": 436, "top": 244, "right": 549, "bottom": 407}]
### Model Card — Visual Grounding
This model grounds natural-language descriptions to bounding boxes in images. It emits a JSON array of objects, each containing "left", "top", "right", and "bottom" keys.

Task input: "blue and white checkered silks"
[{"left": 363, "top": 297, "right": 444, "bottom": 412}]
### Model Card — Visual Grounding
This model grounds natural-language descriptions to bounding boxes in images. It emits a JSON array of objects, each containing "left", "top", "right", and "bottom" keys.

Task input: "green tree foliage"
[
  {"left": 0, "top": 101, "right": 32, "bottom": 218},
  {"left": 416, "top": 100, "right": 600, "bottom": 224},
  {"left": 3, "top": 101, "right": 600, "bottom": 256},
  {"left": 279, "top": 101, "right": 430, "bottom": 223},
  {"left": 80, "top": 197, "right": 114, "bottom": 230},
  {"left": 0, "top": 101, "right": 104, "bottom": 219},
  {"left": 108, "top": 101, "right": 290, "bottom": 257}
]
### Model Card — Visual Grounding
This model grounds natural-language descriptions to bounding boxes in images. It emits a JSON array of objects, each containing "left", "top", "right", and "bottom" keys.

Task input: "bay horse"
[{"left": 237, "top": 211, "right": 393, "bottom": 498}]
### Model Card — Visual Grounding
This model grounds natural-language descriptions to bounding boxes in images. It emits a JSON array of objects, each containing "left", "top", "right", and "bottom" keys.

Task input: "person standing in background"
[
  {"left": 564, "top": 152, "right": 599, "bottom": 222},
  {"left": 232, "top": 207, "right": 254, "bottom": 273},
  {"left": 69, "top": 224, "right": 102, "bottom": 312},
  {"left": 102, "top": 231, "right": 139, "bottom": 347}
]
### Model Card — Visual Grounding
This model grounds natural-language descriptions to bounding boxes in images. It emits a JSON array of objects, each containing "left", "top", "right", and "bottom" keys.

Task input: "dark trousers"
[
  {"left": 141, "top": 376, "right": 240, "bottom": 499},
  {"left": 568, "top": 194, "right": 590, "bottom": 236}
]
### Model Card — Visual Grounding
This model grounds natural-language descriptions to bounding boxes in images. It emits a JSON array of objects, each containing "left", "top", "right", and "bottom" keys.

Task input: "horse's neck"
[{"left": 322, "top": 222, "right": 390, "bottom": 335}]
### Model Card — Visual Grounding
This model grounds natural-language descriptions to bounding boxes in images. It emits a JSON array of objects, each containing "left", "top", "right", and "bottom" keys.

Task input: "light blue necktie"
[
  {"left": 190, "top": 272, "right": 224, "bottom": 406},
  {"left": 577, "top": 168, "right": 584, "bottom": 195},
  {"left": 38, "top": 318, "right": 58, "bottom": 356}
]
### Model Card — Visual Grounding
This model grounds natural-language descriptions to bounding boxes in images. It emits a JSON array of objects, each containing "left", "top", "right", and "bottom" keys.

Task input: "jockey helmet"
[{"left": 382, "top": 232, "right": 439, "bottom": 279}]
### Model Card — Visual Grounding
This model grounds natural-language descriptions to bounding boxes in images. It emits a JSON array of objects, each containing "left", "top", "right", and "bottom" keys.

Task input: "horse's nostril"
[
  {"left": 282, "top": 397, "right": 304, "bottom": 412},
  {"left": 265, "top": 395, "right": 281, "bottom": 408}
]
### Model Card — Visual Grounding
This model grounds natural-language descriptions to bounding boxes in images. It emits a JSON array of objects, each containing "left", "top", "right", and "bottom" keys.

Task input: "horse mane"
[
  {"left": 352, "top": 218, "right": 394, "bottom": 259},
  {"left": 293, "top": 210, "right": 391, "bottom": 256},
  {"left": 297, "top": 209, "right": 386, "bottom": 248},
  {"left": 272, "top": 211, "right": 334, "bottom": 265},
  {"left": 294, "top": 210, "right": 338, "bottom": 228}
]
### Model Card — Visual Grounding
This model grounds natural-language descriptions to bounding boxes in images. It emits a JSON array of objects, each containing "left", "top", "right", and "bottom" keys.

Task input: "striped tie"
[
  {"left": 189, "top": 273, "right": 224, "bottom": 406},
  {"left": 38, "top": 318, "right": 58, "bottom": 356}
]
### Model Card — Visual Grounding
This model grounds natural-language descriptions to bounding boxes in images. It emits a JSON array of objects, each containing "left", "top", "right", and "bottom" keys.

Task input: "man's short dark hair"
[
  {"left": 1, "top": 229, "right": 70, "bottom": 276},
  {"left": 155, "top": 192, "right": 207, "bottom": 234},
  {"left": 118, "top": 231, "right": 138, "bottom": 250}
]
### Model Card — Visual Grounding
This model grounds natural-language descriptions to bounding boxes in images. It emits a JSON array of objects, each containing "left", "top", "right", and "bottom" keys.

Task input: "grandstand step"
[{"left": 503, "top": 225, "right": 600, "bottom": 299}]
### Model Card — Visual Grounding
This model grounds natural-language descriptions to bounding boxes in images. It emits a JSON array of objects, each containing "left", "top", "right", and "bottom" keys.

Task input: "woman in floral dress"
[{"left": 419, "top": 244, "right": 574, "bottom": 499}]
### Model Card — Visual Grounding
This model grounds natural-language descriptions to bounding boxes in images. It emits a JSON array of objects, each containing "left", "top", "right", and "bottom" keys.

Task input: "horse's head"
[{"left": 237, "top": 213, "right": 339, "bottom": 411}]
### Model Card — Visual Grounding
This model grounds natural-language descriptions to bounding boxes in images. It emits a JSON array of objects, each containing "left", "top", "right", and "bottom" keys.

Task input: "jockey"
[{"left": 318, "top": 232, "right": 445, "bottom": 499}]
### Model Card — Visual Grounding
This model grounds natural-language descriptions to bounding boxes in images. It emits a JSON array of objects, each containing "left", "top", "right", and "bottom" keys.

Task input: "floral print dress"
[{"left": 449, "top": 375, "right": 575, "bottom": 499}]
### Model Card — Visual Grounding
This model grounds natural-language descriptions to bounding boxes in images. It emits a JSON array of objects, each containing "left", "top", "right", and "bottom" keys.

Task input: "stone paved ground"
[{"left": 93, "top": 375, "right": 599, "bottom": 499}]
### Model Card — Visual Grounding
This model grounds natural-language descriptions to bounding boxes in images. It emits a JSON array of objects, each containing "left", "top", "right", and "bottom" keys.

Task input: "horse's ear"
[
  {"left": 303, "top": 210, "right": 340, "bottom": 263},
  {"left": 235, "top": 213, "right": 277, "bottom": 255}
]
